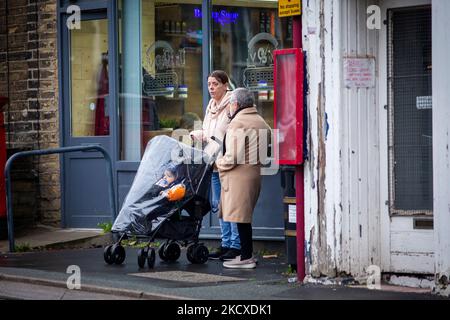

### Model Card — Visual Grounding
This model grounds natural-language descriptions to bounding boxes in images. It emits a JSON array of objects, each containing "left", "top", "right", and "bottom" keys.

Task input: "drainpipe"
[{"left": 292, "top": 15, "right": 305, "bottom": 283}]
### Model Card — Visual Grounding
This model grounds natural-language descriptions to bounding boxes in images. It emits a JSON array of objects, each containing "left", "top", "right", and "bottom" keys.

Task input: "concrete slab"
[
  {"left": 128, "top": 270, "right": 246, "bottom": 283},
  {"left": 0, "top": 280, "right": 139, "bottom": 300},
  {"left": 0, "top": 225, "right": 103, "bottom": 253}
]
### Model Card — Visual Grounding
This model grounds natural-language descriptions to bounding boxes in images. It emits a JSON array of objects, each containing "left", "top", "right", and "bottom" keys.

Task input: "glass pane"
[
  {"left": 70, "top": 19, "right": 109, "bottom": 137},
  {"left": 119, "top": 0, "right": 203, "bottom": 160},
  {"left": 390, "top": 8, "right": 433, "bottom": 212},
  {"left": 212, "top": 0, "right": 292, "bottom": 129},
  {"left": 276, "top": 53, "right": 297, "bottom": 162}
]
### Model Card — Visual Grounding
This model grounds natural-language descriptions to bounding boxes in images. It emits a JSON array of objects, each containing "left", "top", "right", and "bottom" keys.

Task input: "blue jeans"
[{"left": 210, "top": 172, "right": 240, "bottom": 250}]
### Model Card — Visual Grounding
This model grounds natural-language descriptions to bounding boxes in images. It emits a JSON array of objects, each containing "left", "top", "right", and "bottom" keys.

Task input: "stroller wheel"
[
  {"left": 112, "top": 244, "right": 126, "bottom": 265},
  {"left": 192, "top": 245, "right": 209, "bottom": 264},
  {"left": 165, "top": 242, "right": 181, "bottom": 262},
  {"left": 147, "top": 248, "right": 156, "bottom": 269},
  {"left": 186, "top": 245, "right": 195, "bottom": 263},
  {"left": 103, "top": 245, "right": 114, "bottom": 265},
  {"left": 137, "top": 247, "right": 148, "bottom": 268},
  {"left": 158, "top": 243, "right": 169, "bottom": 261}
]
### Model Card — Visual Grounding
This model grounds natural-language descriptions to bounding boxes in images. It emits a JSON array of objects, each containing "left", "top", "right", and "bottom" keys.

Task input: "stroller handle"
[
  {"left": 189, "top": 135, "right": 223, "bottom": 164},
  {"left": 208, "top": 136, "right": 223, "bottom": 164},
  {"left": 190, "top": 135, "right": 222, "bottom": 150},
  {"left": 210, "top": 136, "right": 222, "bottom": 147}
]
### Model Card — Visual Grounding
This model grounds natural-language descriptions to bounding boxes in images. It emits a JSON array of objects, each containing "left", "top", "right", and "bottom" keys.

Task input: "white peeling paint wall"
[
  {"left": 302, "top": 0, "right": 321, "bottom": 277},
  {"left": 325, "top": 0, "right": 343, "bottom": 276},
  {"left": 304, "top": 0, "right": 449, "bottom": 285},
  {"left": 303, "top": 0, "right": 382, "bottom": 278},
  {"left": 303, "top": 0, "right": 343, "bottom": 277},
  {"left": 340, "top": 0, "right": 381, "bottom": 277},
  {"left": 432, "top": 0, "right": 450, "bottom": 297}
]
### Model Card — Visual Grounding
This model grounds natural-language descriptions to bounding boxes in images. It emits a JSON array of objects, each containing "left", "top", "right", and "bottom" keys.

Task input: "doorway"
[
  {"left": 60, "top": 9, "right": 115, "bottom": 228},
  {"left": 380, "top": 0, "right": 433, "bottom": 274}
]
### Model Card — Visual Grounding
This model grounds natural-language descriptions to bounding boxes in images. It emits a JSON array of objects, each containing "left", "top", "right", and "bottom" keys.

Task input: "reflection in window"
[
  {"left": 70, "top": 19, "right": 109, "bottom": 137},
  {"left": 212, "top": 0, "right": 292, "bottom": 128},
  {"left": 119, "top": 0, "right": 203, "bottom": 160}
]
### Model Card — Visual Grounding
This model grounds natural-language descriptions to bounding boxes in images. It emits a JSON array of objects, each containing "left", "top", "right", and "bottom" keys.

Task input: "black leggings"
[{"left": 237, "top": 223, "right": 253, "bottom": 260}]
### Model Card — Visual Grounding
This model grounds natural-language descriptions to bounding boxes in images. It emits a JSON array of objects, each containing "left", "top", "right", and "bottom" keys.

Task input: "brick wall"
[{"left": 0, "top": 0, "right": 60, "bottom": 226}]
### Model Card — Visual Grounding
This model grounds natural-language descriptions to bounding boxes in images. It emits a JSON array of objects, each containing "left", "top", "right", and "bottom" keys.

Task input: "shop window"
[
  {"left": 211, "top": 0, "right": 293, "bottom": 128},
  {"left": 70, "top": 19, "right": 109, "bottom": 137},
  {"left": 119, "top": 0, "right": 203, "bottom": 160}
]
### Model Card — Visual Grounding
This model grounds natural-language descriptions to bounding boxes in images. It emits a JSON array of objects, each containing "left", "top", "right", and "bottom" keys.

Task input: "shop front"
[{"left": 58, "top": 0, "right": 294, "bottom": 239}]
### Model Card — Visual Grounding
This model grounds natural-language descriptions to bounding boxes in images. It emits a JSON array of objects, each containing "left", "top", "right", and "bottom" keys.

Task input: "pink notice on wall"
[{"left": 344, "top": 58, "right": 375, "bottom": 89}]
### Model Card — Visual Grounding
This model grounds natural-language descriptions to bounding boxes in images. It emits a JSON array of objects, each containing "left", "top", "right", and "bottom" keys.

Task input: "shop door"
[
  {"left": 61, "top": 10, "right": 115, "bottom": 228},
  {"left": 385, "top": 4, "right": 434, "bottom": 274}
]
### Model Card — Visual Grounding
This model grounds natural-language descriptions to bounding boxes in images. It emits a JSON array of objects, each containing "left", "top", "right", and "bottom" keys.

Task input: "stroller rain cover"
[{"left": 112, "top": 135, "right": 214, "bottom": 236}]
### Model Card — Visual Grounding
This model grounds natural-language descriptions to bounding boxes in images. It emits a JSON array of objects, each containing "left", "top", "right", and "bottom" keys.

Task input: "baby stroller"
[{"left": 103, "top": 135, "right": 220, "bottom": 269}]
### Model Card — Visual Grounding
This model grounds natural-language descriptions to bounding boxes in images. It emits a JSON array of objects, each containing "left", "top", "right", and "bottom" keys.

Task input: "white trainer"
[{"left": 223, "top": 256, "right": 257, "bottom": 269}]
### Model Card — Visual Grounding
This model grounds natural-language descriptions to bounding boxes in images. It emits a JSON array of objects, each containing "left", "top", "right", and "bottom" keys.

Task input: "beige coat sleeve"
[{"left": 216, "top": 127, "right": 239, "bottom": 172}]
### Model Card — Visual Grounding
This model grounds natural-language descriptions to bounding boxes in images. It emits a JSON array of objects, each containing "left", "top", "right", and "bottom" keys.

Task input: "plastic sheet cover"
[{"left": 112, "top": 135, "right": 216, "bottom": 236}]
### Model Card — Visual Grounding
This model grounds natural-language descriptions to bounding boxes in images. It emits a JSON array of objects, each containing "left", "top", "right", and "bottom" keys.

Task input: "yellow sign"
[{"left": 278, "top": 0, "right": 301, "bottom": 18}]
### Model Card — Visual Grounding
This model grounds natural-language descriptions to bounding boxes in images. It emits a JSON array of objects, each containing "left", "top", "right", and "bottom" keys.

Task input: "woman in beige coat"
[
  {"left": 216, "top": 88, "right": 271, "bottom": 269},
  {"left": 190, "top": 70, "right": 241, "bottom": 261}
]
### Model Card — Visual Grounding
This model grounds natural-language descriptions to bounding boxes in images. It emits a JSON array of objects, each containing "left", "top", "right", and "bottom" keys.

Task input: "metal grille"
[
  {"left": 387, "top": 6, "right": 433, "bottom": 216},
  {"left": 142, "top": 72, "right": 179, "bottom": 96},
  {"left": 243, "top": 66, "right": 274, "bottom": 91}
]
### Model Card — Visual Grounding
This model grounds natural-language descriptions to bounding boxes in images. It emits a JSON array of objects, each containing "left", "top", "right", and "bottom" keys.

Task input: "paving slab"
[
  {"left": 0, "top": 225, "right": 103, "bottom": 253},
  {"left": 0, "top": 280, "right": 141, "bottom": 300}
]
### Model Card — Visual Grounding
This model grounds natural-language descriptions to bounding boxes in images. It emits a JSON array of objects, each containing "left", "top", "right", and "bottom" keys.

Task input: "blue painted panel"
[
  {"left": 65, "top": 157, "right": 113, "bottom": 227},
  {"left": 117, "top": 170, "right": 138, "bottom": 209}
]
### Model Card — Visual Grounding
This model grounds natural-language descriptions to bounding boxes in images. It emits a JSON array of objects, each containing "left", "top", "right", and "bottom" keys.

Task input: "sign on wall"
[
  {"left": 278, "top": 0, "right": 301, "bottom": 18},
  {"left": 416, "top": 96, "right": 432, "bottom": 110},
  {"left": 344, "top": 58, "right": 375, "bottom": 89}
]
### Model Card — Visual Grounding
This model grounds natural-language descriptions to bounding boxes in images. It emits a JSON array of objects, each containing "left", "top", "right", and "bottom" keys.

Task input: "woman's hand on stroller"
[{"left": 189, "top": 130, "right": 205, "bottom": 142}]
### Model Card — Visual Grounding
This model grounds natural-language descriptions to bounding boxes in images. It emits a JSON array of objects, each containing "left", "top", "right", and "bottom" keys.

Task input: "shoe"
[
  {"left": 223, "top": 256, "right": 257, "bottom": 269},
  {"left": 208, "top": 246, "right": 229, "bottom": 260},
  {"left": 220, "top": 248, "right": 241, "bottom": 261}
]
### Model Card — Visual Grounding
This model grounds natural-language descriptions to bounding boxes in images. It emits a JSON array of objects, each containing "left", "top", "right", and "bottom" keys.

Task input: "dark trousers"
[{"left": 237, "top": 223, "right": 253, "bottom": 260}]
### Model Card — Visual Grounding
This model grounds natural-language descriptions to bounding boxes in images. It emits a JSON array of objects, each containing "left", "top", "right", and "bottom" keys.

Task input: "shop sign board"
[{"left": 278, "top": 0, "right": 301, "bottom": 18}]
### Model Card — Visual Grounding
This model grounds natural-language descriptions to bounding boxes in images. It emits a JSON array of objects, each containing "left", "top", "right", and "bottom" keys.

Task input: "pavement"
[
  {"left": 0, "top": 227, "right": 448, "bottom": 300},
  {"left": 0, "top": 247, "right": 448, "bottom": 300},
  {"left": 0, "top": 224, "right": 102, "bottom": 253}
]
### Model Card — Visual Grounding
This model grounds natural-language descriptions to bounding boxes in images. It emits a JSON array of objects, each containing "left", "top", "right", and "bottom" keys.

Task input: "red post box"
[{"left": 0, "top": 96, "right": 8, "bottom": 220}]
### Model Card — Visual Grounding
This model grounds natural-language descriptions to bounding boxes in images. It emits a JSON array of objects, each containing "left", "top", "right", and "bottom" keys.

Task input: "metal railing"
[{"left": 4, "top": 145, "right": 116, "bottom": 252}]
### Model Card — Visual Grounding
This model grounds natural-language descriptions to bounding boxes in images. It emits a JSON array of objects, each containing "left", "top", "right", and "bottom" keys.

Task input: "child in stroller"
[
  {"left": 147, "top": 163, "right": 186, "bottom": 201},
  {"left": 103, "top": 135, "right": 216, "bottom": 269}
]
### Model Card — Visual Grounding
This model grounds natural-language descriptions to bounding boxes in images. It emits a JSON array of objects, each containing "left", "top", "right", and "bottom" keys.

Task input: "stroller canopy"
[{"left": 112, "top": 135, "right": 215, "bottom": 236}]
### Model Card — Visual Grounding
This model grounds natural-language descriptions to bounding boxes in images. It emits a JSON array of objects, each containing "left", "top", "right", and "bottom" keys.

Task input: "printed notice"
[
  {"left": 416, "top": 96, "right": 432, "bottom": 110},
  {"left": 288, "top": 205, "right": 297, "bottom": 224},
  {"left": 344, "top": 58, "right": 375, "bottom": 88},
  {"left": 279, "top": 0, "right": 301, "bottom": 18}
]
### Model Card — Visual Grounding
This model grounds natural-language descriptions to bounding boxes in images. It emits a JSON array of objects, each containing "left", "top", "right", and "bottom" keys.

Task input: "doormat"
[{"left": 128, "top": 271, "right": 246, "bottom": 283}]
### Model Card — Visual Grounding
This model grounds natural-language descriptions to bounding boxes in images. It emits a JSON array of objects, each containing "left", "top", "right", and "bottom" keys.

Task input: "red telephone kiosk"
[{"left": 273, "top": 48, "right": 305, "bottom": 281}]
